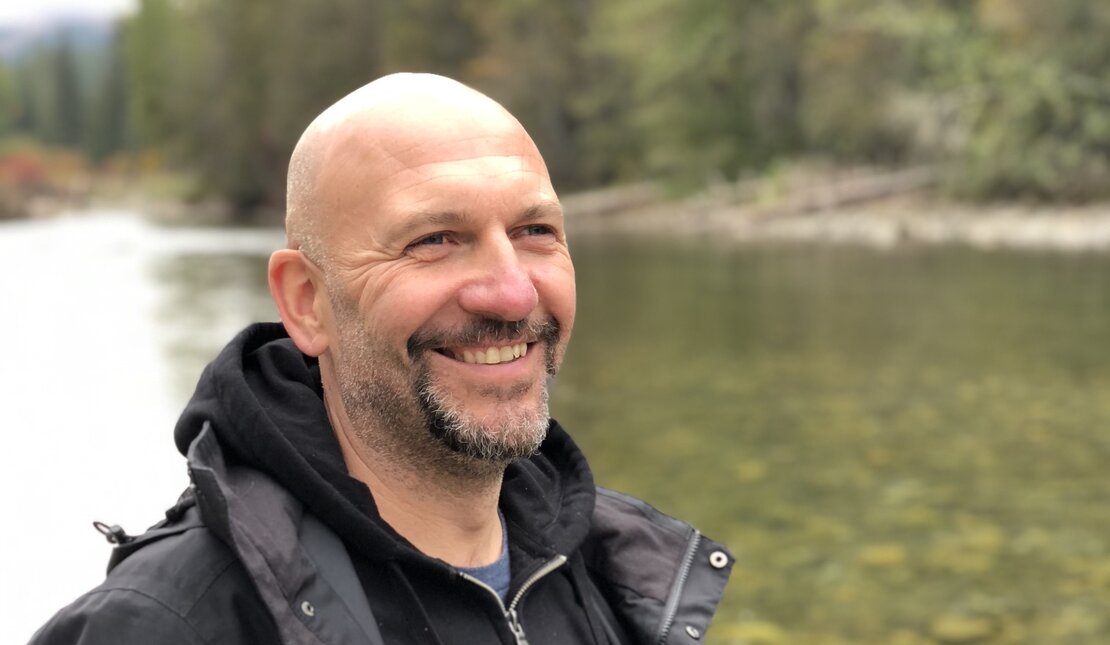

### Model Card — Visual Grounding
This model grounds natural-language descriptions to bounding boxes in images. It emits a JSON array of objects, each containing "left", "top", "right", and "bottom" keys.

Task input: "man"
[{"left": 32, "top": 73, "right": 731, "bottom": 644}]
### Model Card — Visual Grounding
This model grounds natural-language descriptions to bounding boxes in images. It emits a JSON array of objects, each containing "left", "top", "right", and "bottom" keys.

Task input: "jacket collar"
[
  {"left": 188, "top": 422, "right": 386, "bottom": 644},
  {"left": 175, "top": 323, "right": 599, "bottom": 569}
]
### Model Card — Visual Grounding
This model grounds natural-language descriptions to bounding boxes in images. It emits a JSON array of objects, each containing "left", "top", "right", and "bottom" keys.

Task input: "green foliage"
[
  {"left": 0, "top": 64, "right": 17, "bottom": 135},
  {"left": 8, "top": 0, "right": 1110, "bottom": 209},
  {"left": 121, "top": 0, "right": 389, "bottom": 211},
  {"left": 2, "top": 23, "right": 130, "bottom": 162},
  {"left": 381, "top": 0, "right": 479, "bottom": 74},
  {"left": 85, "top": 27, "right": 131, "bottom": 161},
  {"left": 50, "top": 38, "right": 83, "bottom": 148},
  {"left": 942, "top": 1, "right": 1110, "bottom": 200},
  {"left": 598, "top": 0, "right": 785, "bottom": 186},
  {"left": 125, "top": 0, "right": 180, "bottom": 149}
]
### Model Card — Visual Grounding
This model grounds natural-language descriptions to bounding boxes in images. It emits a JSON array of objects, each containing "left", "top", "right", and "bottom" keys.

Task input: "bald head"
[
  {"left": 285, "top": 73, "right": 545, "bottom": 267},
  {"left": 268, "top": 72, "right": 573, "bottom": 478}
]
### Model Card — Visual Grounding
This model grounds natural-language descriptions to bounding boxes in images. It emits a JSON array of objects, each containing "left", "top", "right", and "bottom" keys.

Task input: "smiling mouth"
[{"left": 435, "top": 343, "right": 531, "bottom": 365}]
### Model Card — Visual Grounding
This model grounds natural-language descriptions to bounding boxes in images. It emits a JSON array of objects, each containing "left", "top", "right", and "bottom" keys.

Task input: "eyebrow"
[{"left": 386, "top": 200, "right": 563, "bottom": 247}]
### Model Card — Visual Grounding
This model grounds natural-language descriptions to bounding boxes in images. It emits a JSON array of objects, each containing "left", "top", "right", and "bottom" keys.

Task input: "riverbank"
[
  {"left": 563, "top": 172, "right": 1110, "bottom": 252},
  {"left": 12, "top": 161, "right": 1110, "bottom": 253},
  {"left": 568, "top": 193, "right": 1110, "bottom": 252}
]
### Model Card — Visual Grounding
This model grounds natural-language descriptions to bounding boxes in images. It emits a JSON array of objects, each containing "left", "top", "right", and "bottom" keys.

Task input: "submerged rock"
[{"left": 929, "top": 614, "right": 995, "bottom": 643}]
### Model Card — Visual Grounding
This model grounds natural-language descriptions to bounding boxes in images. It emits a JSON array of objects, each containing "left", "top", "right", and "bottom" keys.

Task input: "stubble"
[{"left": 328, "top": 291, "right": 561, "bottom": 479}]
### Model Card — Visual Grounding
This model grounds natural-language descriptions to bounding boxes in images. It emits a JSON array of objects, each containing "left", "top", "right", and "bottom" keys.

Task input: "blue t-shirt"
[{"left": 457, "top": 512, "right": 511, "bottom": 602}]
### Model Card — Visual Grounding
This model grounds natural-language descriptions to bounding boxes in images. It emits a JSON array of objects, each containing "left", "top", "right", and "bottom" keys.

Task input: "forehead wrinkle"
[
  {"left": 388, "top": 167, "right": 548, "bottom": 198},
  {"left": 385, "top": 132, "right": 520, "bottom": 158},
  {"left": 321, "top": 127, "right": 542, "bottom": 196},
  {"left": 373, "top": 156, "right": 550, "bottom": 205},
  {"left": 382, "top": 142, "right": 542, "bottom": 174}
]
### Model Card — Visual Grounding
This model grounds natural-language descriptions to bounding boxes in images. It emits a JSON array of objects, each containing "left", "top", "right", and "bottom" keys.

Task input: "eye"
[
  {"left": 404, "top": 229, "right": 450, "bottom": 253},
  {"left": 411, "top": 232, "right": 448, "bottom": 247},
  {"left": 520, "top": 224, "right": 556, "bottom": 237}
]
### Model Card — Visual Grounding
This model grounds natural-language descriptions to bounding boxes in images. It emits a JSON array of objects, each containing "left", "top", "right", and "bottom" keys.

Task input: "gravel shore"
[{"left": 567, "top": 191, "right": 1110, "bottom": 252}]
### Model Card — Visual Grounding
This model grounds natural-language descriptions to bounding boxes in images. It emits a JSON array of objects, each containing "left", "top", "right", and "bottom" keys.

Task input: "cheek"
[
  {"left": 367, "top": 275, "right": 460, "bottom": 341},
  {"left": 367, "top": 295, "right": 424, "bottom": 341},
  {"left": 533, "top": 261, "right": 576, "bottom": 328}
]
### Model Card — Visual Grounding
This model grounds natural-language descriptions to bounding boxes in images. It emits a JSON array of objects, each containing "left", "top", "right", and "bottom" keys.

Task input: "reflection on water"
[
  {"left": 152, "top": 254, "right": 277, "bottom": 395},
  {"left": 5, "top": 214, "right": 1110, "bottom": 643}
]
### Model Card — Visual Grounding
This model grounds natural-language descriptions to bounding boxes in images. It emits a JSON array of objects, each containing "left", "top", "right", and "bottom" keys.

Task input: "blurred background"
[{"left": 4, "top": 1, "right": 1110, "bottom": 643}]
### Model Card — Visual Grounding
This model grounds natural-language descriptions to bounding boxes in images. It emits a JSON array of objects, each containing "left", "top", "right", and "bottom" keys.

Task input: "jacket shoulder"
[
  {"left": 31, "top": 522, "right": 277, "bottom": 645},
  {"left": 30, "top": 585, "right": 209, "bottom": 645},
  {"left": 588, "top": 486, "right": 734, "bottom": 644}
]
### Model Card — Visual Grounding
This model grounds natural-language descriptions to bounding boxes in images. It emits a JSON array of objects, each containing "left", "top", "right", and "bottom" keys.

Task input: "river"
[{"left": 4, "top": 211, "right": 1110, "bottom": 643}]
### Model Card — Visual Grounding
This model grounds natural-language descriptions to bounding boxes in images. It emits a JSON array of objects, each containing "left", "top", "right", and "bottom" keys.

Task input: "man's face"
[{"left": 317, "top": 117, "right": 575, "bottom": 463}]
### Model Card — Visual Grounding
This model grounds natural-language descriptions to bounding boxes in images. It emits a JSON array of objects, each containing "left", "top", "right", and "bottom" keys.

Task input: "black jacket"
[{"left": 31, "top": 324, "right": 732, "bottom": 644}]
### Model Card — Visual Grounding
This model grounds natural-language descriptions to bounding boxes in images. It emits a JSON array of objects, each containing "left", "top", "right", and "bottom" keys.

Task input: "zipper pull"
[{"left": 508, "top": 607, "right": 530, "bottom": 645}]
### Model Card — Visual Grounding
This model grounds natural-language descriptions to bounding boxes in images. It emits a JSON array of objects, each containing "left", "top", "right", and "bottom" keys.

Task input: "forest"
[{"left": 2, "top": 0, "right": 1110, "bottom": 216}]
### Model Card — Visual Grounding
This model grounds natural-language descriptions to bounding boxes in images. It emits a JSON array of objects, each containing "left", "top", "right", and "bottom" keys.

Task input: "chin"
[{"left": 421, "top": 387, "right": 551, "bottom": 463}]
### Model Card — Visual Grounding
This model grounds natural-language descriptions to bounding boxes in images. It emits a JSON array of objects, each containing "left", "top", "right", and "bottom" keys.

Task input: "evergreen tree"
[
  {"left": 86, "top": 25, "right": 131, "bottom": 160},
  {"left": 51, "top": 37, "right": 84, "bottom": 148},
  {"left": 0, "top": 64, "right": 17, "bottom": 137}
]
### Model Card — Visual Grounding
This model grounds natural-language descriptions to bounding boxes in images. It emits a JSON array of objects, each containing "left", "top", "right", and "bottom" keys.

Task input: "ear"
[{"left": 268, "top": 249, "right": 331, "bottom": 357}]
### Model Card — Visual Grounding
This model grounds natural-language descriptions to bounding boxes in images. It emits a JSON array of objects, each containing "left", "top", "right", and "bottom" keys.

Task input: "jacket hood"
[{"left": 174, "top": 322, "right": 596, "bottom": 564}]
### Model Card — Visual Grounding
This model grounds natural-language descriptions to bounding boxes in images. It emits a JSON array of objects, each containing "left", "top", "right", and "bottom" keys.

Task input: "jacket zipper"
[
  {"left": 459, "top": 554, "right": 568, "bottom": 645},
  {"left": 656, "top": 530, "right": 702, "bottom": 645}
]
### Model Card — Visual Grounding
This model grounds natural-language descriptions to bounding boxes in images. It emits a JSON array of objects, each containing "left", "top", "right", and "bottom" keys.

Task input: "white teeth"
[{"left": 457, "top": 343, "right": 531, "bottom": 365}]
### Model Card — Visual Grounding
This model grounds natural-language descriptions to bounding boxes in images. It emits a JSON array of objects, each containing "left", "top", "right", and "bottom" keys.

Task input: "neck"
[{"left": 323, "top": 379, "right": 507, "bottom": 567}]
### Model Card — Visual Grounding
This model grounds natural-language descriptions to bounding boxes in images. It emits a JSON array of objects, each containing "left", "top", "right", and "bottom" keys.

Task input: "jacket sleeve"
[{"left": 29, "top": 588, "right": 208, "bottom": 645}]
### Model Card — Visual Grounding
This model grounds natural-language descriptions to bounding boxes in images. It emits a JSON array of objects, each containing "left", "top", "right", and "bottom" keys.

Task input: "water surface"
[
  {"left": 5, "top": 214, "right": 1109, "bottom": 643},
  {"left": 563, "top": 237, "right": 1110, "bottom": 644}
]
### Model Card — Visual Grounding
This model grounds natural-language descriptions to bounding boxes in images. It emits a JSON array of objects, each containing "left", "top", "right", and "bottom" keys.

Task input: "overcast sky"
[{"left": 0, "top": 0, "right": 135, "bottom": 27}]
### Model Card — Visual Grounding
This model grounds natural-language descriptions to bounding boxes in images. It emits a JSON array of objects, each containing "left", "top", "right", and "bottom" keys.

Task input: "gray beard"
[
  {"left": 329, "top": 305, "right": 554, "bottom": 477},
  {"left": 414, "top": 361, "right": 550, "bottom": 462}
]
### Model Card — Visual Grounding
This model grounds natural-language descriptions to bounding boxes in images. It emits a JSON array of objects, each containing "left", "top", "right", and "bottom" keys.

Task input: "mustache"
[{"left": 407, "top": 317, "right": 561, "bottom": 360}]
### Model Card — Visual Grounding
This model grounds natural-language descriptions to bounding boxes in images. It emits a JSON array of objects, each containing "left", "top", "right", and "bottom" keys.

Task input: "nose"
[{"left": 457, "top": 237, "right": 539, "bottom": 322}]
